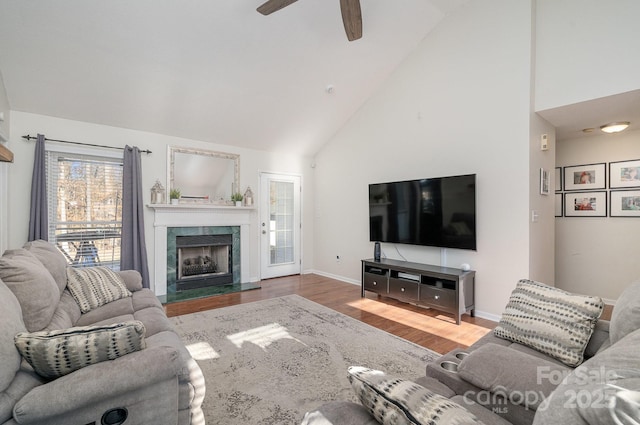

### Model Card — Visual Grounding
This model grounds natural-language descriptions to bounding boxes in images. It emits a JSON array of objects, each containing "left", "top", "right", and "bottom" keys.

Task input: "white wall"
[
  {"left": 312, "top": 0, "right": 533, "bottom": 318},
  {"left": 7, "top": 111, "right": 315, "bottom": 288},
  {"left": 527, "top": 0, "right": 557, "bottom": 284},
  {"left": 556, "top": 129, "right": 640, "bottom": 302},
  {"left": 535, "top": 0, "right": 640, "bottom": 111},
  {"left": 0, "top": 71, "right": 10, "bottom": 254},
  {"left": 528, "top": 112, "right": 556, "bottom": 283}
]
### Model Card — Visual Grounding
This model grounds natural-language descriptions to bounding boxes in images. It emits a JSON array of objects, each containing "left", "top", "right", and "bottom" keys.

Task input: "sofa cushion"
[
  {"left": 457, "top": 343, "right": 569, "bottom": 410},
  {"left": 14, "top": 321, "right": 146, "bottom": 379},
  {"left": 494, "top": 279, "right": 603, "bottom": 367},
  {"left": 0, "top": 249, "right": 61, "bottom": 332},
  {"left": 0, "top": 278, "right": 27, "bottom": 394},
  {"left": 46, "top": 290, "right": 82, "bottom": 331},
  {"left": 449, "top": 396, "right": 513, "bottom": 425},
  {"left": 66, "top": 266, "right": 132, "bottom": 313},
  {"left": 533, "top": 327, "right": 640, "bottom": 424},
  {"left": 23, "top": 240, "right": 68, "bottom": 294},
  {"left": 609, "top": 281, "right": 640, "bottom": 345},
  {"left": 348, "top": 366, "right": 484, "bottom": 425}
]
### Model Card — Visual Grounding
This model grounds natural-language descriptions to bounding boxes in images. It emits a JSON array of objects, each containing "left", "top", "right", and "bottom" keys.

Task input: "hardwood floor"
[{"left": 164, "top": 273, "right": 496, "bottom": 354}]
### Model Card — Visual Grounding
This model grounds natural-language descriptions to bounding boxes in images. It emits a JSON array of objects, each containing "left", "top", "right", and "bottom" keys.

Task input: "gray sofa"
[
  {"left": 302, "top": 280, "right": 640, "bottom": 425},
  {"left": 0, "top": 240, "right": 205, "bottom": 425}
]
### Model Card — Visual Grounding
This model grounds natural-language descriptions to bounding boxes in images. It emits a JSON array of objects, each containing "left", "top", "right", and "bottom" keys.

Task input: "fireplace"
[
  {"left": 176, "top": 234, "right": 233, "bottom": 290},
  {"left": 167, "top": 225, "right": 241, "bottom": 295}
]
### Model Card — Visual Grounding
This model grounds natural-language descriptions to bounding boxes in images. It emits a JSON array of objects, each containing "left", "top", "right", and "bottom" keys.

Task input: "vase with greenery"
[
  {"left": 170, "top": 188, "right": 181, "bottom": 205},
  {"left": 231, "top": 192, "right": 243, "bottom": 206}
]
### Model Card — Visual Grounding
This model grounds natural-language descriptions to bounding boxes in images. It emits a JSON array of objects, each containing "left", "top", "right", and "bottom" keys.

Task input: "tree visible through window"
[{"left": 46, "top": 150, "right": 123, "bottom": 269}]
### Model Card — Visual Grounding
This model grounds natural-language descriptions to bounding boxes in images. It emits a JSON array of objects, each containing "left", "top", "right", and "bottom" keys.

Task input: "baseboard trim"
[
  {"left": 304, "top": 269, "right": 360, "bottom": 286},
  {"left": 472, "top": 310, "right": 500, "bottom": 322}
]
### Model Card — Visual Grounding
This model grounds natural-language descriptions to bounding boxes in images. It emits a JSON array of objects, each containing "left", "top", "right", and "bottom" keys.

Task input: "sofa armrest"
[
  {"left": 13, "top": 345, "right": 178, "bottom": 423},
  {"left": 458, "top": 343, "right": 570, "bottom": 410},
  {"left": 116, "top": 269, "right": 143, "bottom": 292}
]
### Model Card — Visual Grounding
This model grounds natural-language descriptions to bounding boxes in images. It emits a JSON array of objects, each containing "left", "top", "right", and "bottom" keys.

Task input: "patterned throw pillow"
[
  {"left": 348, "top": 366, "right": 484, "bottom": 425},
  {"left": 14, "top": 321, "right": 146, "bottom": 379},
  {"left": 66, "top": 266, "right": 132, "bottom": 313},
  {"left": 494, "top": 279, "right": 604, "bottom": 367}
]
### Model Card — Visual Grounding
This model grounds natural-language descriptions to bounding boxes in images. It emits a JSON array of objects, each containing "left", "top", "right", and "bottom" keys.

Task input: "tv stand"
[{"left": 361, "top": 258, "right": 475, "bottom": 325}]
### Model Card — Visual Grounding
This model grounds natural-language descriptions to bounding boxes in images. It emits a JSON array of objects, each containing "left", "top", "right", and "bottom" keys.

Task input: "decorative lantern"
[
  {"left": 243, "top": 186, "right": 254, "bottom": 207},
  {"left": 150, "top": 180, "right": 166, "bottom": 204}
]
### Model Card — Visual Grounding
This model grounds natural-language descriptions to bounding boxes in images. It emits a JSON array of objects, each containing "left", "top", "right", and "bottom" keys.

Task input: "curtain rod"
[{"left": 22, "top": 134, "right": 152, "bottom": 154}]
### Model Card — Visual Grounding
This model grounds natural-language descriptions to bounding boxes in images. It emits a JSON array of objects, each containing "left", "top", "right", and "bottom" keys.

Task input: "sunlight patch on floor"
[
  {"left": 347, "top": 298, "right": 491, "bottom": 346},
  {"left": 227, "top": 323, "right": 306, "bottom": 350},
  {"left": 185, "top": 341, "right": 220, "bottom": 360}
]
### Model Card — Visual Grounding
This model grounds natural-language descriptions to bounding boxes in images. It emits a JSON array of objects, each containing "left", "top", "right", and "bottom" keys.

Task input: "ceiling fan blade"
[
  {"left": 257, "top": 0, "right": 299, "bottom": 15},
  {"left": 340, "top": 0, "right": 362, "bottom": 41}
]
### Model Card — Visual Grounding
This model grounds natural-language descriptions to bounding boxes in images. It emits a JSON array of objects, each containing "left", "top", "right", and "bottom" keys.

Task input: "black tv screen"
[{"left": 369, "top": 174, "right": 476, "bottom": 250}]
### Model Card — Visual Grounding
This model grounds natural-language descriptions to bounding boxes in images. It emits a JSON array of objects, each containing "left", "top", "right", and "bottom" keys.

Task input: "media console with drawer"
[{"left": 361, "top": 258, "right": 475, "bottom": 325}]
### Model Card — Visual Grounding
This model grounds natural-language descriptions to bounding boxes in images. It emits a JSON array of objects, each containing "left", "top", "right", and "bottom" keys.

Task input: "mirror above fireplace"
[{"left": 168, "top": 146, "right": 240, "bottom": 204}]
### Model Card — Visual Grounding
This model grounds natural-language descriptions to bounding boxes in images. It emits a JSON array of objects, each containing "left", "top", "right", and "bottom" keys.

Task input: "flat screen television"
[{"left": 369, "top": 174, "right": 476, "bottom": 250}]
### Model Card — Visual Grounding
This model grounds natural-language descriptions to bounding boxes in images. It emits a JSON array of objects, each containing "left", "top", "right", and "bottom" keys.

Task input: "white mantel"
[{"left": 148, "top": 203, "right": 256, "bottom": 296}]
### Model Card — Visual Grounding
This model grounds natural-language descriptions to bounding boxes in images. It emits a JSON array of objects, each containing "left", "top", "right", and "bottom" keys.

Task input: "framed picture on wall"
[
  {"left": 609, "top": 159, "right": 640, "bottom": 189},
  {"left": 610, "top": 190, "right": 640, "bottom": 217},
  {"left": 564, "top": 191, "right": 607, "bottom": 217},
  {"left": 555, "top": 193, "right": 563, "bottom": 217},
  {"left": 555, "top": 167, "right": 562, "bottom": 191},
  {"left": 540, "top": 168, "right": 550, "bottom": 195},
  {"left": 563, "top": 163, "right": 606, "bottom": 191}
]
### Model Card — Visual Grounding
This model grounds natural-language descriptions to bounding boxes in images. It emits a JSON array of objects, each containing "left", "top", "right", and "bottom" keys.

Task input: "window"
[{"left": 46, "top": 150, "right": 123, "bottom": 269}]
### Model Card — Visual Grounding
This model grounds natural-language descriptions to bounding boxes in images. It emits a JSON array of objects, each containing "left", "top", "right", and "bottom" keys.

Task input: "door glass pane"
[{"left": 269, "top": 180, "right": 294, "bottom": 265}]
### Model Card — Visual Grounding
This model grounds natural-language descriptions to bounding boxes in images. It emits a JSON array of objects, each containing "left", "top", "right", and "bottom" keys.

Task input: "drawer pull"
[
  {"left": 401, "top": 288, "right": 405, "bottom": 292},
  {"left": 434, "top": 295, "right": 440, "bottom": 300},
  {"left": 373, "top": 281, "right": 377, "bottom": 286}
]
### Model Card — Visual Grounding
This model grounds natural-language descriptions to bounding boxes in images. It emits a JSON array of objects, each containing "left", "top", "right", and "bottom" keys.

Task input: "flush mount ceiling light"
[{"left": 600, "top": 121, "right": 630, "bottom": 134}]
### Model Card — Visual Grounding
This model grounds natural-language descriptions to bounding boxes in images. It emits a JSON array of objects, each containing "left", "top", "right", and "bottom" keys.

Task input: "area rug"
[{"left": 170, "top": 294, "right": 440, "bottom": 425}]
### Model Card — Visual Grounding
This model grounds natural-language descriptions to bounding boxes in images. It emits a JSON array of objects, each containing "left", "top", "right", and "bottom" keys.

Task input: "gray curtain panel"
[
  {"left": 28, "top": 134, "right": 48, "bottom": 241},
  {"left": 121, "top": 145, "right": 150, "bottom": 288}
]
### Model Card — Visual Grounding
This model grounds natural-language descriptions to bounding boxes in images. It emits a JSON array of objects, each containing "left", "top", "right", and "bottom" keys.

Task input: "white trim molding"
[{"left": 148, "top": 204, "right": 257, "bottom": 296}]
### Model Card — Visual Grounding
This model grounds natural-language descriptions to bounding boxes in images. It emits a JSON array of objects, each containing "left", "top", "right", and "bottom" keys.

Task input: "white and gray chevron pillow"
[
  {"left": 348, "top": 366, "right": 484, "bottom": 425},
  {"left": 14, "top": 321, "right": 146, "bottom": 379},
  {"left": 66, "top": 266, "right": 132, "bottom": 313}
]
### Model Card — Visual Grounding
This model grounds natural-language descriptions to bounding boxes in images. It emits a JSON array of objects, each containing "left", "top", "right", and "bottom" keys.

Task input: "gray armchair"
[{"left": 0, "top": 240, "right": 205, "bottom": 425}]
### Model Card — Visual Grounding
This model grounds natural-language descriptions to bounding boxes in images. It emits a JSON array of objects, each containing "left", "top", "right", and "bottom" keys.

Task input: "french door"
[{"left": 260, "top": 173, "right": 301, "bottom": 279}]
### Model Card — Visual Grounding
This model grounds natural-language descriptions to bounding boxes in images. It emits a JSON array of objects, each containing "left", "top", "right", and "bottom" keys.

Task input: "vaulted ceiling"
[{"left": 0, "top": 0, "right": 470, "bottom": 156}]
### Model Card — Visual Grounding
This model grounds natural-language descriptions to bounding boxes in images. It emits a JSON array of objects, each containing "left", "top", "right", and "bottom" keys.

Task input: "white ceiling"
[
  {"left": 0, "top": 0, "right": 470, "bottom": 156},
  {"left": 537, "top": 89, "right": 640, "bottom": 142}
]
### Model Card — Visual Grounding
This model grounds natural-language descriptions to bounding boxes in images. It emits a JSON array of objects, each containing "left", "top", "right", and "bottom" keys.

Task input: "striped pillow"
[
  {"left": 66, "top": 266, "right": 132, "bottom": 313},
  {"left": 494, "top": 279, "right": 604, "bottom": 367},
  {"left": 348, "top": 366, "right": 483, "bottom": 425},
  {"left": 14, "top": 321, "right": 146, "bottom": 379}
]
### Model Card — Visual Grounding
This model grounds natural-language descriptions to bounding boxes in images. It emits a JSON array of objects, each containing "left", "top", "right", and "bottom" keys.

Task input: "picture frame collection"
[{"left": 556, "top": 160, "right": 640, "bottom": 218}]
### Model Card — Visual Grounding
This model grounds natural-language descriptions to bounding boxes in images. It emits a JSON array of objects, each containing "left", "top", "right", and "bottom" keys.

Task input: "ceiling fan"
[{"left": 257, "top": 0, "right": 363, "bottom": 41}]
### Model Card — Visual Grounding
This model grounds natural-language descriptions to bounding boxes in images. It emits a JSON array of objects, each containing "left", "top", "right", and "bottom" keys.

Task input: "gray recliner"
[{"left": 0, "top": 240, "right": 205, "bottom": 425}]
